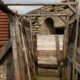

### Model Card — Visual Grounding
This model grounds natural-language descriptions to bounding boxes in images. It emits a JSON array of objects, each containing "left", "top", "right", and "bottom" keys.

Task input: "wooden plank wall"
[{"left": 0, "top": 10, "right": 10, "bottom": 50}]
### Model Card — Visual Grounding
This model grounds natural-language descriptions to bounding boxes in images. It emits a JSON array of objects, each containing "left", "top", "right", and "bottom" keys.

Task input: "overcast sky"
[{"left": 3, "top": 0, "right": 61, "bottom": 14}]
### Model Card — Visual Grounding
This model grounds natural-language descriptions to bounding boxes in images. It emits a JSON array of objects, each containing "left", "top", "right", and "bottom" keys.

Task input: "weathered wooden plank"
[
  {"left": 25, "top": 14, "right": 67, "bottom": 17},
  {"left": 75, "top": 62, "right": 80, "bottom": 73},
  {"left": 21, "top": 19, "right": 32, "bottom": 80},
  {"left": 15, "top": 21, "right": 26, "bottom": 80},
  {"left": 56, "top": 35, "right": 60, "bottom": 76},
  {"left": 10, "top": 23, "right": 22, "bottom": 80},
  {"left": 5, "top": 2, "right": 77, "bottom": 6},
  {"left": 72, "top": 6, "right": 79, "bottom": 80},
  {"left": 68, "top": 5, "right": 76, "bottom": 13},
  {"left": 62, "top": 14, "right": 70, "bottom": 80},
  {"left": 37, "top": 77, "right": 60, "bottom": 80},
  {"left": 0, "top": 40, "right": 11, "bottom": 60}
]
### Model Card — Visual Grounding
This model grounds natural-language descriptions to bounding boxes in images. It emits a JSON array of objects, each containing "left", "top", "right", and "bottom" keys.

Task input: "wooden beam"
[
  {"left": 59, "top": 16, "right": 66, "bottom": 24},
  {"left": 0, "top": 40, "right": 11, "bottom": 60},
  {"left": 10, "top": 23, "right": 22, "bottom": 80},
  {"left": 72, "top": 3, "right": 79, "bottom": 79},
  {"left": 21, "top": 19, "right": 32, "bottom": 80},
  {"left": 62, "top": 14, "right": 70, "bottom": 80},
  {"left": 75, "top": 62, "right": 80, "bottom": 73},
  {"left": 68, "top": 5, "right": 76, "bottom": 14},
  {"left": 5, "top": 2, "right": 77, "bottom": 6},
  {"left": 25, "top": 13, "right": 67, "bottom": 17},
  {"left": 56, "top": 35, "right": 60, "bottom": 76},
  {"left": 15, "top": 21, "right": 26, "bottom": 80}
]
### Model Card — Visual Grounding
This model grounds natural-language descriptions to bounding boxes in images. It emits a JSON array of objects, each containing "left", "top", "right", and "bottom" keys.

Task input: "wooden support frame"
[
  {"left": 62, "top": 14, "right": 70, "bottom": 80},
  {"left": 56, "top": 35, "right": 61, "bottom": 76},
  {"left": 75, "top": 62, "right": 80, "bottom": 73},
  {"left": 25, "top": 13, "right": 67, "bottom": 17},
  {"left": 5, "top": 2, "right": 77, "bottom": 6},
  {"left": 15, "top": 20, "right": 26, "bottom": 80},
  {"left": 10, "top": 23, "right": 22, "bottom": 80},
  {"left": 0, "top": 40, "right": 11, "bottom": 60},
  {"left": 59, "top": 16, "right": 66, "bottom": 24},
  {"left": 20, "top": 19, "right": 32, "bottom": 80},
  {"left": 68, "top": 5, "right": 76, "bottom": 14},
  {"left": 72, "top": 4, "right": 79, "bottom": 80}
]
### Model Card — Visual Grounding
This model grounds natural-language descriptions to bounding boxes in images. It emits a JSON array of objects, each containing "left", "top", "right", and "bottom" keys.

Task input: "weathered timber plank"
[
  {"left": 10, "top": 23, "right": 22, "bottom": 80},
  {"left": 72, "top": 4, "right": 79, "bottom": 80},
  {"left": 75, "top": 62, "right": 80, "bottom": 73},
  {"left": 25, "top": 14, "right": 67, "bottom": 17},
  {"left": 5, "top": 2, "right": 77, "bottom": 6},
  {"left": 68, "top": 5, "right": 76, "bottom": 13},
  {"left": 0, "top": 40, "right": 11, "bottom": 60},
  {"left": 15, "top": 21, "right": 26, "bottom": 80},
  {"left": 21, "top": 19, "right": 32, "bottom": 80}
]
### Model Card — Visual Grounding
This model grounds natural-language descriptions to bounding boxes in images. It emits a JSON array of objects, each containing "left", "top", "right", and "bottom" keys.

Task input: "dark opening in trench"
[{"left": 45, "top": 18, "right": 64, "bottom": 35}]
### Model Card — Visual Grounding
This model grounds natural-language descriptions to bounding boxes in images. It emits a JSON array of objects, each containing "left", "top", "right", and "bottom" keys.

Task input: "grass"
[{"left": 34, "top": 73, "right": 58, "bottom": 80}]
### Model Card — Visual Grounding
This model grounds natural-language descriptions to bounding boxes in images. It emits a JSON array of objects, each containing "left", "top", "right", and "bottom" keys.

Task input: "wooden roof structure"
[
  {"left": 0, "top": 0, "right": 80, "bottom": 80},
  {"left": 26, "top": 5, "right": 74, "bottom": 28}
]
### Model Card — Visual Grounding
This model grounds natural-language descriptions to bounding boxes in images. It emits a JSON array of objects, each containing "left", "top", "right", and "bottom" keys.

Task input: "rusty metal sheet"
[
  {"left": 0, "top": 22, "right": 8, "bottom": 25},
  {"left": 0, "top": 13, "right": 7, "bottom": 16},
  {"left": 0, "top": 28, "right": 9, "bottom": 30},
  {"left": 23, "top": 19, "right": 30, "bottom": 28},
  {"left": 0, "top": 25, "right": 9, "bottom": 27},
  {"left": 0, "top": 34, "right": 9, "bottom": 37},
  {"left": 0, "top": 19, "right": 8, "bottom": 22},
  {"left": 0, "top": 11, "right": 9, "bottom": 50},
  {"left": 0, "top": 31, "right": 9, "bottom": 34},
  {"left": 0, "top": 37, "right": 9, "bottom": 41},
  {"left": 0, "top": 16, "right": 8, "bottom": 19}
]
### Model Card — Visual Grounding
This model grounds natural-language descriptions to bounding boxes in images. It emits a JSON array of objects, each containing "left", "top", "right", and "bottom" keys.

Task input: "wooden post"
[
  {"left": 56, "top": 35, "right": 60, "bottom": 76},
  {"left": 10, "top": 23, "right": 22, "bottom": 80},
  {"left": 62, "top": 14, "right": 70, "bottom": 80},
  {"left": 72, "top": 2, "right": 79, "bottom": 80},
  {"left": 20, "top": 19, "right": 32, "bottom": 80},
  {"left": 15, "top": 20, "right": 26, "bottom": 80}
]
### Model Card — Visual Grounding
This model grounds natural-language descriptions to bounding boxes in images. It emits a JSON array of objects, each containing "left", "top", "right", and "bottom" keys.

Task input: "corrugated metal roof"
[{"left": 0, "top": 11, "right": 10, "bottom": 50}]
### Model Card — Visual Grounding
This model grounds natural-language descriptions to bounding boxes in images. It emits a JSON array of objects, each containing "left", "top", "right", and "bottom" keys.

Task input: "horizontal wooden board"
[
  {"left": 38, "top": 56, "right": 57, "bottom": 65},
  {"left": 37, "top": 35, "right": 63, "bottom": 50},
  {"left": 37, "top": 77, "right": 60, "bottom": 80},
  {"left": 38, "top": 67, "right": 60, "bottom": 76},
  {"left": 36, "top": 50, "right": 63, "bottom": 59}
]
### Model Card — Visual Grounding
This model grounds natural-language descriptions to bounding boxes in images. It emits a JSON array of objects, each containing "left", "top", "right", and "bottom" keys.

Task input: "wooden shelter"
[{"left": 0, "top": 0, "right": 80, "bottom": 80}]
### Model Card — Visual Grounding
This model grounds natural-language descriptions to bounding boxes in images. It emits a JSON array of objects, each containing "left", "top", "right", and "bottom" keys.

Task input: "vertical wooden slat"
[
  {"left": 62, "top": 14, "right": 70, "bottom": 80},
  {"left": 20, "top": 19, "right": 32, "bottom": 80},
  {"left": 10, "top": 23, "right": 22, "bottom": 80},
  {"left": 72, "top": 3, "right": 79, "bottom": 80},
  {"left": 56, "top": 35, "right": 60, "bottom": 76},
  {"left": 15, "top": 20, "right": 26, "bottom": 80}
]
